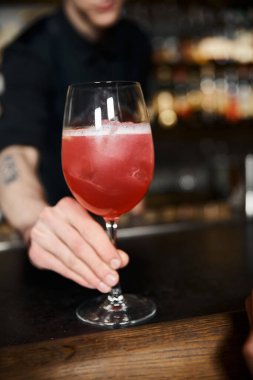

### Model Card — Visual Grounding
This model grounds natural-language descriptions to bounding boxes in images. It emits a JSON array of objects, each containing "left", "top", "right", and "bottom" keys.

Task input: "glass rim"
[{"left": 68, "top": 81, "right": 141, "bottom": 90}]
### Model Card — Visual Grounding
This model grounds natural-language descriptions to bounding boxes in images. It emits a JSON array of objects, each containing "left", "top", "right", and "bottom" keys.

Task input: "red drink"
[{"left": 62, "top": 123, "right": 154, "bottom": 219}]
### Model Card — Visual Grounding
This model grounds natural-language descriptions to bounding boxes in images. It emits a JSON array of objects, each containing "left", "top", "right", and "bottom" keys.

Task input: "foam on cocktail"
[{"left": 63, "top": 122, "right": 151, "bottom": 136}]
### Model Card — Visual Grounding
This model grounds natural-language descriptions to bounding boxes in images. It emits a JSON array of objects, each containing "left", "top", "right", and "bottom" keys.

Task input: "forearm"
[{"left": 0, "top": 145, "right": 47, "bottom": 241}]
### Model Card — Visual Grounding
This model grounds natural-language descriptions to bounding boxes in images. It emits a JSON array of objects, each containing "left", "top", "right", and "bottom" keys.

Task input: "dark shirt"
[{"left": 0, "top": 8, "right": 151, "bottom": 205}]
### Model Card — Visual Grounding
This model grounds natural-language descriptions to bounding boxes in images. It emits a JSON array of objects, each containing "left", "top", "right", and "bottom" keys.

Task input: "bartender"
[{"left": 0, "top": 0, "right": 151, "bottom": 293}]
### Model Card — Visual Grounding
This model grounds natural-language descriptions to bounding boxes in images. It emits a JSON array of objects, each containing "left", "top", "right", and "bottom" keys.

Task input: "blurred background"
[{"left": 0, "top": 0, "right": 253, "bottom": 241}]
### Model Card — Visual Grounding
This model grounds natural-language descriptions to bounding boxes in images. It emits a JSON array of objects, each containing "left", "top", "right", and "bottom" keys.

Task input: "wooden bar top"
[{"left": 0, "top": 311, "right": 251, "bottom": 379}]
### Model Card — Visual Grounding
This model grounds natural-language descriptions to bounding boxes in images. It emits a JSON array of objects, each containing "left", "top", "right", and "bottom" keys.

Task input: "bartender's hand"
[
  {"left": 243, "top": 291, "right": 253, "bottom": 375},
  {"left": 0, "top": 146, "right": 128, "bottom": 293},
  {"left": 29, "top": 197, "right": 129, "bottom": 293}
]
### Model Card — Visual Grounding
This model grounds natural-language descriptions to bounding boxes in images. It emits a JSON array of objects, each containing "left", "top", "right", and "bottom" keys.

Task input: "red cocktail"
[{"left": 62, "top": 123, "right": 154, "bottom": 220}]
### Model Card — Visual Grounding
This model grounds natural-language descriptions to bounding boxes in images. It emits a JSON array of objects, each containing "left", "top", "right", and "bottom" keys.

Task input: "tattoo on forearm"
[{"left": 0, "top": 155, "right": 19, "bottom": 184}]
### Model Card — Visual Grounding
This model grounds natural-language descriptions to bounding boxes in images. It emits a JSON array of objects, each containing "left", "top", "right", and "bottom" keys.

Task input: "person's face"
[{"left": 66, "top": 0, "right": 125, "bottom": 30}]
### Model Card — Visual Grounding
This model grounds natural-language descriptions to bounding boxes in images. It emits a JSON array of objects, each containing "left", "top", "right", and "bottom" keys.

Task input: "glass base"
[{"left": 76, "top": 293, "right": 156, "bottom": 328}]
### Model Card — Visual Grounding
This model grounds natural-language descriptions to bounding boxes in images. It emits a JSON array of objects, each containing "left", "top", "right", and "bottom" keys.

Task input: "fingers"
[
  {"left": 29, "top": 197, "right": 129, "bottom": 292},
  {"left": 29, "top": 226, "right": 115, "bottom": 293},
  {"left": 41, "top": 208, "right": 119, "bottom": 280},
  {"left": 118, "top": 250, "right": 129, "bottom": 268},
  {"left": 29, "top": 242, "right": 94, "bottom": 289},
  {"left": 57, "top": 198, "right": 124, "bottom": 269}
]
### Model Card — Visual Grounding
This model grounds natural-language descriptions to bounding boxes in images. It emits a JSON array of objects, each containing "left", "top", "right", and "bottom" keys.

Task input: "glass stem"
[
  {"left": 105, "top": 219, "right": 125, "bottom": 305},
  {"left": 105, "top": 219, "right": 118, "bottom": 246}
]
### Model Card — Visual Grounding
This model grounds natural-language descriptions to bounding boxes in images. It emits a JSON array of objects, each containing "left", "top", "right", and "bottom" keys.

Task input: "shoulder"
[
  {"left": 3, "top": 9, "right": 61, "bottom": 64},
  {"left": 13, "top": 8, "right": 61, "bottom": 46}
]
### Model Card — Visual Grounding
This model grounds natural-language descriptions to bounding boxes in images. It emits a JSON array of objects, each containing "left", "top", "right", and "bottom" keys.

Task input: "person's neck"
[{"left": 63, "top": 2, "right": 103, "bottom": 42}]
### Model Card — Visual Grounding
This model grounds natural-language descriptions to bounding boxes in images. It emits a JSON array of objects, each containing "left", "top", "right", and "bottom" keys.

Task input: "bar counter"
[{"left": 1, "top": 219, "right": 253, "bottom": 378}]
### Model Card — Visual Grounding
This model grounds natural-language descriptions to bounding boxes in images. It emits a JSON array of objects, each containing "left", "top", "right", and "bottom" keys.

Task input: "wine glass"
[{"left": 61, "top": 81, "right": 156, "bottom": 327}]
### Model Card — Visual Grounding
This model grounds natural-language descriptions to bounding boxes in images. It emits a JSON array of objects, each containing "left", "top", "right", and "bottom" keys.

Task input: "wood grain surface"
[{"left": 0, "top": 311, "right": 251, "bottom": 380}]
